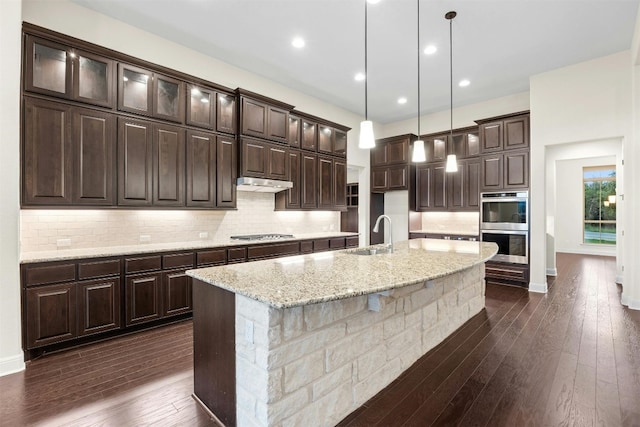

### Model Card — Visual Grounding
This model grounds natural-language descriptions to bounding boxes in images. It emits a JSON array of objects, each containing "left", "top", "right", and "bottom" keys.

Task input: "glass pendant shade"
[
  {"left": 412, "top": 139, "right": 426, "bottom": 162},
  {"left": 359, "top": 120, "right": 375, "bottom": 149},
  {"left": 445, "top": 154, "right": 458, "bottom": 172}
]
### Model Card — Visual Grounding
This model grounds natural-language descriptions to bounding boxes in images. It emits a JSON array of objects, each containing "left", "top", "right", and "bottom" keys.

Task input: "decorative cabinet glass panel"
[
  {"left": 334, "top": 130, "right": 347, "bottom": 157},
  {"left": 153, "top": 74, "right": 184, "bottom": 122},
  {"left": 75, "top": 52, "right": 114, "bottom": 108},
  {"left": 216, "top": 93, "right": 236, "bottom": 134},
  {"left": 27, "top": 37, "right": 70, "bottom": 97},
  {"left": 288, "top": 116, "right": 301, "bottom": 147},
  {"left": 119, "top": 65, "right": 152, "bottom": 115},
  {"left": 187, "top": 85, "right": 214, "bottom": 128},
  {"left": 318, "top": 125, "right": 333, "bottom": 154},
  {"left": 302, "top": 120, "right": 317, "bottom": 151}
]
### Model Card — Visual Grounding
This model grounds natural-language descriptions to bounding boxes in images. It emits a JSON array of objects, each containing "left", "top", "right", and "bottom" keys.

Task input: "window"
[{"left": 583, "top": 166, "right": 616, "bottom": 245}]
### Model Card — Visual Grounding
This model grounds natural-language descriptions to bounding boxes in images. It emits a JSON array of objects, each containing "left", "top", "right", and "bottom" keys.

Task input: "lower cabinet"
[
  {"left": 162, "top": 269, "right": 193, "bottom": 317},
  {"left": 125, "top": 272, "right": 163, "bottom": 326},
  {"left": 78, "top": 277, "right": 121, "bottom": 336}
]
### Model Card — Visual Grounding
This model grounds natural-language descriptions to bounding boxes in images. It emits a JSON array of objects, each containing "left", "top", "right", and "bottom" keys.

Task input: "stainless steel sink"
[{"left": 349, "top": 247, "right": 392, "bottom": 256}]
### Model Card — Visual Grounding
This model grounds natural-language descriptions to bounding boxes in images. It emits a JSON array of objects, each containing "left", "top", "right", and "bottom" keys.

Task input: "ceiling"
[{"left": 72, "top": 0, "right": 639, "bottom": 124}]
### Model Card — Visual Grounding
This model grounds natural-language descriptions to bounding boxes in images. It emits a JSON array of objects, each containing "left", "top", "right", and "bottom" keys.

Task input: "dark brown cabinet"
[
  {"left": 125, "top": 272, "right": 162, "bottom": 326},
  {"left": 117, "top": 117, "right": 153, "bottom": 206},
  {"left": 186, "top": 85, "right": 236, "bottom": 134},
  {"left": 481, "top": 149, "right": 529, "bottom": 191},
  {"left": 318, "top": 155, "right": 333, "bottom": 209},
  {"left": 416, "top": 158, "right": 480, "bottom": 212},
  {"left": 118, "top": 63, "right": 184, "bottom": 123},
  {"left": 449, "top": 128, "right": 480, "bottom": 159},
  {"left": 162, "top": 270, "right": 192, "bottom": 317},
  {"left": 23, "top": 98, "right": 116, "bottom": 206},
  {"left": 301, "top": 119, "right": 317, "bottom": 151},
  {"left": 318, "top": 125, "right": 333, "bottom": 154},
  {"left": 479, "top": 113, "right": 529, "bottom": 153},
  {"left": 371, "top": 135, "right": 411, "bottom": 192},
  {"left": 153, "top": 124, "right": 185, "bottom": 206},
  {"left": 25, "top": 282, "right": 76, "bottom": 349},
  {"left": 333, "top": 159, "right": 347, "bottom": 210},
  {"left": 288, "top": 116, "right": 301, "bottom": 147},
  {"left": 239, "top": 138, "right": 289, "bottom": 181},
  {"left": 216, "top": 136, "right": 237, "bottom": 208},
  {"left": 424, "top": 134, "right": 448, "bottom": 163},
  {"left": 25, "top": 35, "right": 115, "bottom": 108},
  {"left": 275, "top": 150, "right": 301, "bottom": 209},
  {"left": 186, "top": 130, "right": 216, "bottom": 208},
  {"left": 416, "top": 163, "right": 447, "bottom": 211},
  {"left": 301, "top": 152, "right": 318, "bottom": 209},
  {"left": 239, "top": 93, "right": 291, "bottom": 144},
  {"left": 77, "top": 277, "right": 121, "bottom": 336}
]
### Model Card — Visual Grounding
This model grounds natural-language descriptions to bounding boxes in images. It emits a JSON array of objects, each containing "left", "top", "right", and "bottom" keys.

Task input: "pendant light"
[
  {"left": 359, "top": 0, "right": 375, "bottom": 149},
  {"left": 445, "top": 11, "right": 458, "bottom": 173},
  {"left": 412, "top": 0, "right": 426, "bottom": 163}
]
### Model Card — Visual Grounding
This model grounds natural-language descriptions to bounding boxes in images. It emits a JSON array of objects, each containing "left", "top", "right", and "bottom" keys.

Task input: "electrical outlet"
[
  {"left": 199, "top": 232, "right": 209, "bottom": 239},
  {"left": 56, "top": 238, "right": 71, "bottom": 248},
  {"left": 139, "top": 235, "right": 151, "bottom": 243}
]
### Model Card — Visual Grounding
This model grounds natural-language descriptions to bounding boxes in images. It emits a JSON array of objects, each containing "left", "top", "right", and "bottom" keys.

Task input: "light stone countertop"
[
  {"left": 410, "top": 230, "right": 480, "bottom": 237},
  {"left": 20, "top": 232, "right": 359, "bottom": 264},
  {"left": 187, "top": 238, "right": 498, "bottom": 309}
]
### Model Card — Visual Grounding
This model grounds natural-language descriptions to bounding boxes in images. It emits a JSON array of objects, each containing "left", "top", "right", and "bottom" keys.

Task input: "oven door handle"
[{"left": 481, "top": 229, "right": 529, "bottom": 235}]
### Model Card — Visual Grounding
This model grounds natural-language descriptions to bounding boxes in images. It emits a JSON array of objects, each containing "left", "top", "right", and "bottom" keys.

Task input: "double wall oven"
[{"left": 480, "top": 191, "right": 529, "bottom": 264}]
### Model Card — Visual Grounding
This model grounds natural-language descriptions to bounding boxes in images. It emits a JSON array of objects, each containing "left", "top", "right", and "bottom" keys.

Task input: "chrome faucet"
[{"left": 373, "top": 214, "right": 393, "bottom": 253}]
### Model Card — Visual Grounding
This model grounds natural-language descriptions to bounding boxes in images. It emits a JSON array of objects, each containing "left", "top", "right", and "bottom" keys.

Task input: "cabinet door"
[
  {"left": 480, "top": 121, "right": 503, "bottom": 153},
  {"left": 153, "top": 73, "right": 184, "bottom": 123},
  {"left": 72, "top": 107, "right": 116, "bottom": 205},
  {"left": 371, "top": 167, "right": 388, "bottom": 192},
  {"left": 268, "top": 143, "right": 289, "bottom": 180},
  {"left": 276, "top": 150, "right": 301, "bottom": 209},
  {"left": 504, "top": 150, "right": 529, "bottom": 189},
  {"left": 388, "top": 165, "right": 408, "bottom": 190},
  {"left": 73, "top": 50, "right": 115, "bottom": 108},
  {"left": 241, "top": 98, "right": 267, "bottom": 138},
  {"left": 301, "top": 153, "right": 317, "bottom": 208},
  {"left": 125, "top": 272, "right": 162, "bottom": 326},
  {"left": 466, "top": 131, "right": 480, "bottom": 157},
  {"left": 23, "top": 97, "right": 73, "bottom": 205},
  {"left": 318, "top": 125, "right": 333, "bottom": 154},
  {"left": 187, "top": 84, "right": 215, "bottom": 129},
  {"left": 77, "top": 277, "right": 121, "bottom": 336},
  {"left": 432, "top": 135, "right": 447, "bottom": 162},
  {"left": 464, "top": 158, "right": 481, "bottom": 209},
  {"left": 163, "top": 270, "right": 192, "bottom": 317},
  {"left": 118, "top": 63, "right": 153, "bottom": 116},
  {"left": 301, "top": 119, "right": 317, "bottom": 151},
  {"left": 25, "top": 36, "right": 72, "bottom": 99},
  {"left": 450, "top": 133, "right": 467, "bottom": 159},
  {"left": 387, "top": 137, "right": 409, "bottom": 164},
  {"left": 447, "top": 160, "right": 465, "bottom": 210},
  {"left": 504, "top": 115, "right": 529, "bottom": 150},
  {"left": 26, "top": 282, "right": 76, "bottom": 349},
  {"left": 186, "top": 130, "right": 216, "bottom": 208},
  {"left": 267, "top": 107, "right": 288, "bottom": 142},
  {"left": 371, "top": 144, "right": 388, "bottom": 167},
  {"left": 416, "top": 164, "right": 431, "bottom": 210},
  {"left": 217, "top": 136, "right": 237, "bottom": 208},
  {"left": 118, "top": 117, "right": 153, "bottom": 206},
  {"left": 481, "top": 154, "right": 503, "bottom": 191},
  {"left": 318, "top": 156, "right": 333, "bottom": 209},
  {"left": 153, "top": 124, "right": 185, "bottom": 206},
  {"left": 432, "top": 164, "right": 447, "bottom": 210},
  {"left": 333, "top": 159, "right": 347, "bottom": 210},
  {"left": 334, "top": 129, "right": 347, "bottom": 157},
  {"left": 216, "top": 93, "right": 237, "bottom": 135},
  {"left": 240, "top": 138, "right": 267, "bottom": 178},
  {"left": 288, "top": 116, "right": 301, "bottom": 147}
]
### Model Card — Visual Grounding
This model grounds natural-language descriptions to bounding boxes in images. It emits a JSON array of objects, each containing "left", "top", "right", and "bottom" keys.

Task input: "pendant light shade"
[
  {"left": 359, "top": 0, "right": 375, "bottom": 149},
  {"left": 445, "top": 11, "right": 458, "bottom": 173},
  {"left": 359, "top": 120, "right": 375, "bottom": 149},
  {"left": 412, "top": 0, "right": 425, "bottom": 163}
]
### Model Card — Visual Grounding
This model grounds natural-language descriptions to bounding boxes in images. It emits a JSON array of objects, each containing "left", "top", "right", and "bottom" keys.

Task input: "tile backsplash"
[
  {"left": 420, "top": 211, "right": 480, "bottom": 235},
  {"left": 20, "top": 192, "right": 340, "bottom": 252}
]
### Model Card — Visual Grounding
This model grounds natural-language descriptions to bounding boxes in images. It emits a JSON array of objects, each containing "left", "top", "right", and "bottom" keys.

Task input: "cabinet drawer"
[
  {"left": 24, "top": 263, "right": 76, "bottom": 286},
  {"left": 197, "top": 249, "right": 227, "bottom": 266},
  {"left": 247, "top": 242, "right": 300, "bottom": 260},
  {"left": 227, "top": 247, "right": 247, "bottom": 264},
  {"left": 485, "top": 262, "right": 529, "bottom": 283},
  {"left": 345, "top": 236, "right": 359, "bottom": 248},
  {"left": 78, "top": 259, "right": 121, "bottom": 280},
  {"left": 125, "top": 256, "right": 162, "bottom": 274},
  {"left": 329, "top": 237, "right": 346, "bottom": 249},
  {"left": 300, "top": 241, "right": 313, "bottom": 254},
  {"left": 313, "top": 239, "right": 330, "bottom": 252},
  {"left": 163, "top": 253, "right": 194, "bottom": 269}
]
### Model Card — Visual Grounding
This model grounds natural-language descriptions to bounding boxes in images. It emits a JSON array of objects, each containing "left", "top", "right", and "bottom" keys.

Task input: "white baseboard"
[
  {"left": 528, "top": 281, "right": 548, "bottom": 293},
  {"left": 0, "top": 354, "right": 25, "bottom": 377},
  {"left": 546, "top": 268, "right": 558, "bottom": 276},
  {"left": 621, "top": 293, "right": 640, "bottom": 311}
]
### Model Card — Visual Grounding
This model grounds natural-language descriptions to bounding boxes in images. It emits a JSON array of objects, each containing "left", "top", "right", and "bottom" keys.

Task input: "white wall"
[
  {"left": 554, "top": 154, "right": 618, "bottom": 256},
  {"left": 0, "top": 0, "right": 25, "bottom": 376},
  {"left": 530, "top": 51, "right": 632, "bottom": 294},
  {"left": 383, "top": 191, "right": 409, "bottom": 243}
]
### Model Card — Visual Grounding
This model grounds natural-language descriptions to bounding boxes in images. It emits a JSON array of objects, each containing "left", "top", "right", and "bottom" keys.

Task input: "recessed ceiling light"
[
  {"left": 423, "top": 45, "right": 437, "bottom": 55},
  {"left": 459, "top": 79, "right": 470, "bottom": 87},
  {"left": 292, "top": 37, "right": 305, "bottom": 48},
  {"left": 397, "top": 97, "right": 408, "bottom": 104},
  {"left": 354, "top": 72, "right": 366, "bottom": 82}
]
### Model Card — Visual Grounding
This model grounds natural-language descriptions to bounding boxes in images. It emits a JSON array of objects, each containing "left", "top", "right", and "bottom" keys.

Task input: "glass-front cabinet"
[{"left": 25, "top": 35, "right": 115, "bottom": 108}]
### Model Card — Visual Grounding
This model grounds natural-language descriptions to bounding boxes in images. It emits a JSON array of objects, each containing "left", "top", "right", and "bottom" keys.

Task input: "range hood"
[{"left": 236, "top": 177, "right": 293, "bottom": 193}]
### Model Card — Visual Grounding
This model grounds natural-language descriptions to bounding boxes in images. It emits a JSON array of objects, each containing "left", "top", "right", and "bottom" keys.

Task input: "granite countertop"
[
  {"left": 20, "top": 232, "right": 359, "bottom": 264},
  {"left": 187, "top": 238, "right": 498, "bottom": 309}
]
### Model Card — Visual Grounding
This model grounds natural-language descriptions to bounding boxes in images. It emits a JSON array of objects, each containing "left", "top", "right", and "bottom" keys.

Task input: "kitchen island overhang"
[{"left": 187, "top": 238, "right": 498, "bottom": 427}]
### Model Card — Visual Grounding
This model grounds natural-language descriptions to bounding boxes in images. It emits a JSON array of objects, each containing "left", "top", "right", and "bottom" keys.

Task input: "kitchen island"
[{"left": 187, "top": 238, "right": 498, "bottom": 427}]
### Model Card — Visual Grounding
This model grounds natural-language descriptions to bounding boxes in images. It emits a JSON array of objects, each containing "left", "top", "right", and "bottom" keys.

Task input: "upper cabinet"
[
  {"left": 117, "top": 63, "right": 184, "bottom": 123},
  {"left": 25, "top": 35, "right": 115, "bottom": 108},
  {"left": 478, "top": 113, "right": 529, "bottom": 153},
  {"left": 371, "top": 134, "right": 412, "bottom": 192},
  {"left": 186, "top": 84, "right": 237, "bottom": 135},
  {"left": 448, "top": 127, "right": 480, "bottom": 159},
  {"left": 238, "top": 89, "right": 293, "bottom": 144}
]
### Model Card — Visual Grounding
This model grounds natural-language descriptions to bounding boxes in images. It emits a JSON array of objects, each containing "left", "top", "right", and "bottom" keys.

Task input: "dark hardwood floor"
[{"left": 1, "top": 253, "right": 638, "bottom": 426}]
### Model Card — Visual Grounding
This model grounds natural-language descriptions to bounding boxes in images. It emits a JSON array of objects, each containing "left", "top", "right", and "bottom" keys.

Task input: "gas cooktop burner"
[{"left": 230, "top": 234, "right": 295, "bottom": 241}]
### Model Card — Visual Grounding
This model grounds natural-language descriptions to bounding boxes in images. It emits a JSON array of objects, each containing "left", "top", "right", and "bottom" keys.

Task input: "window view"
[{"left": 583, "top": 166, "right": 616, "bottom": 245}]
